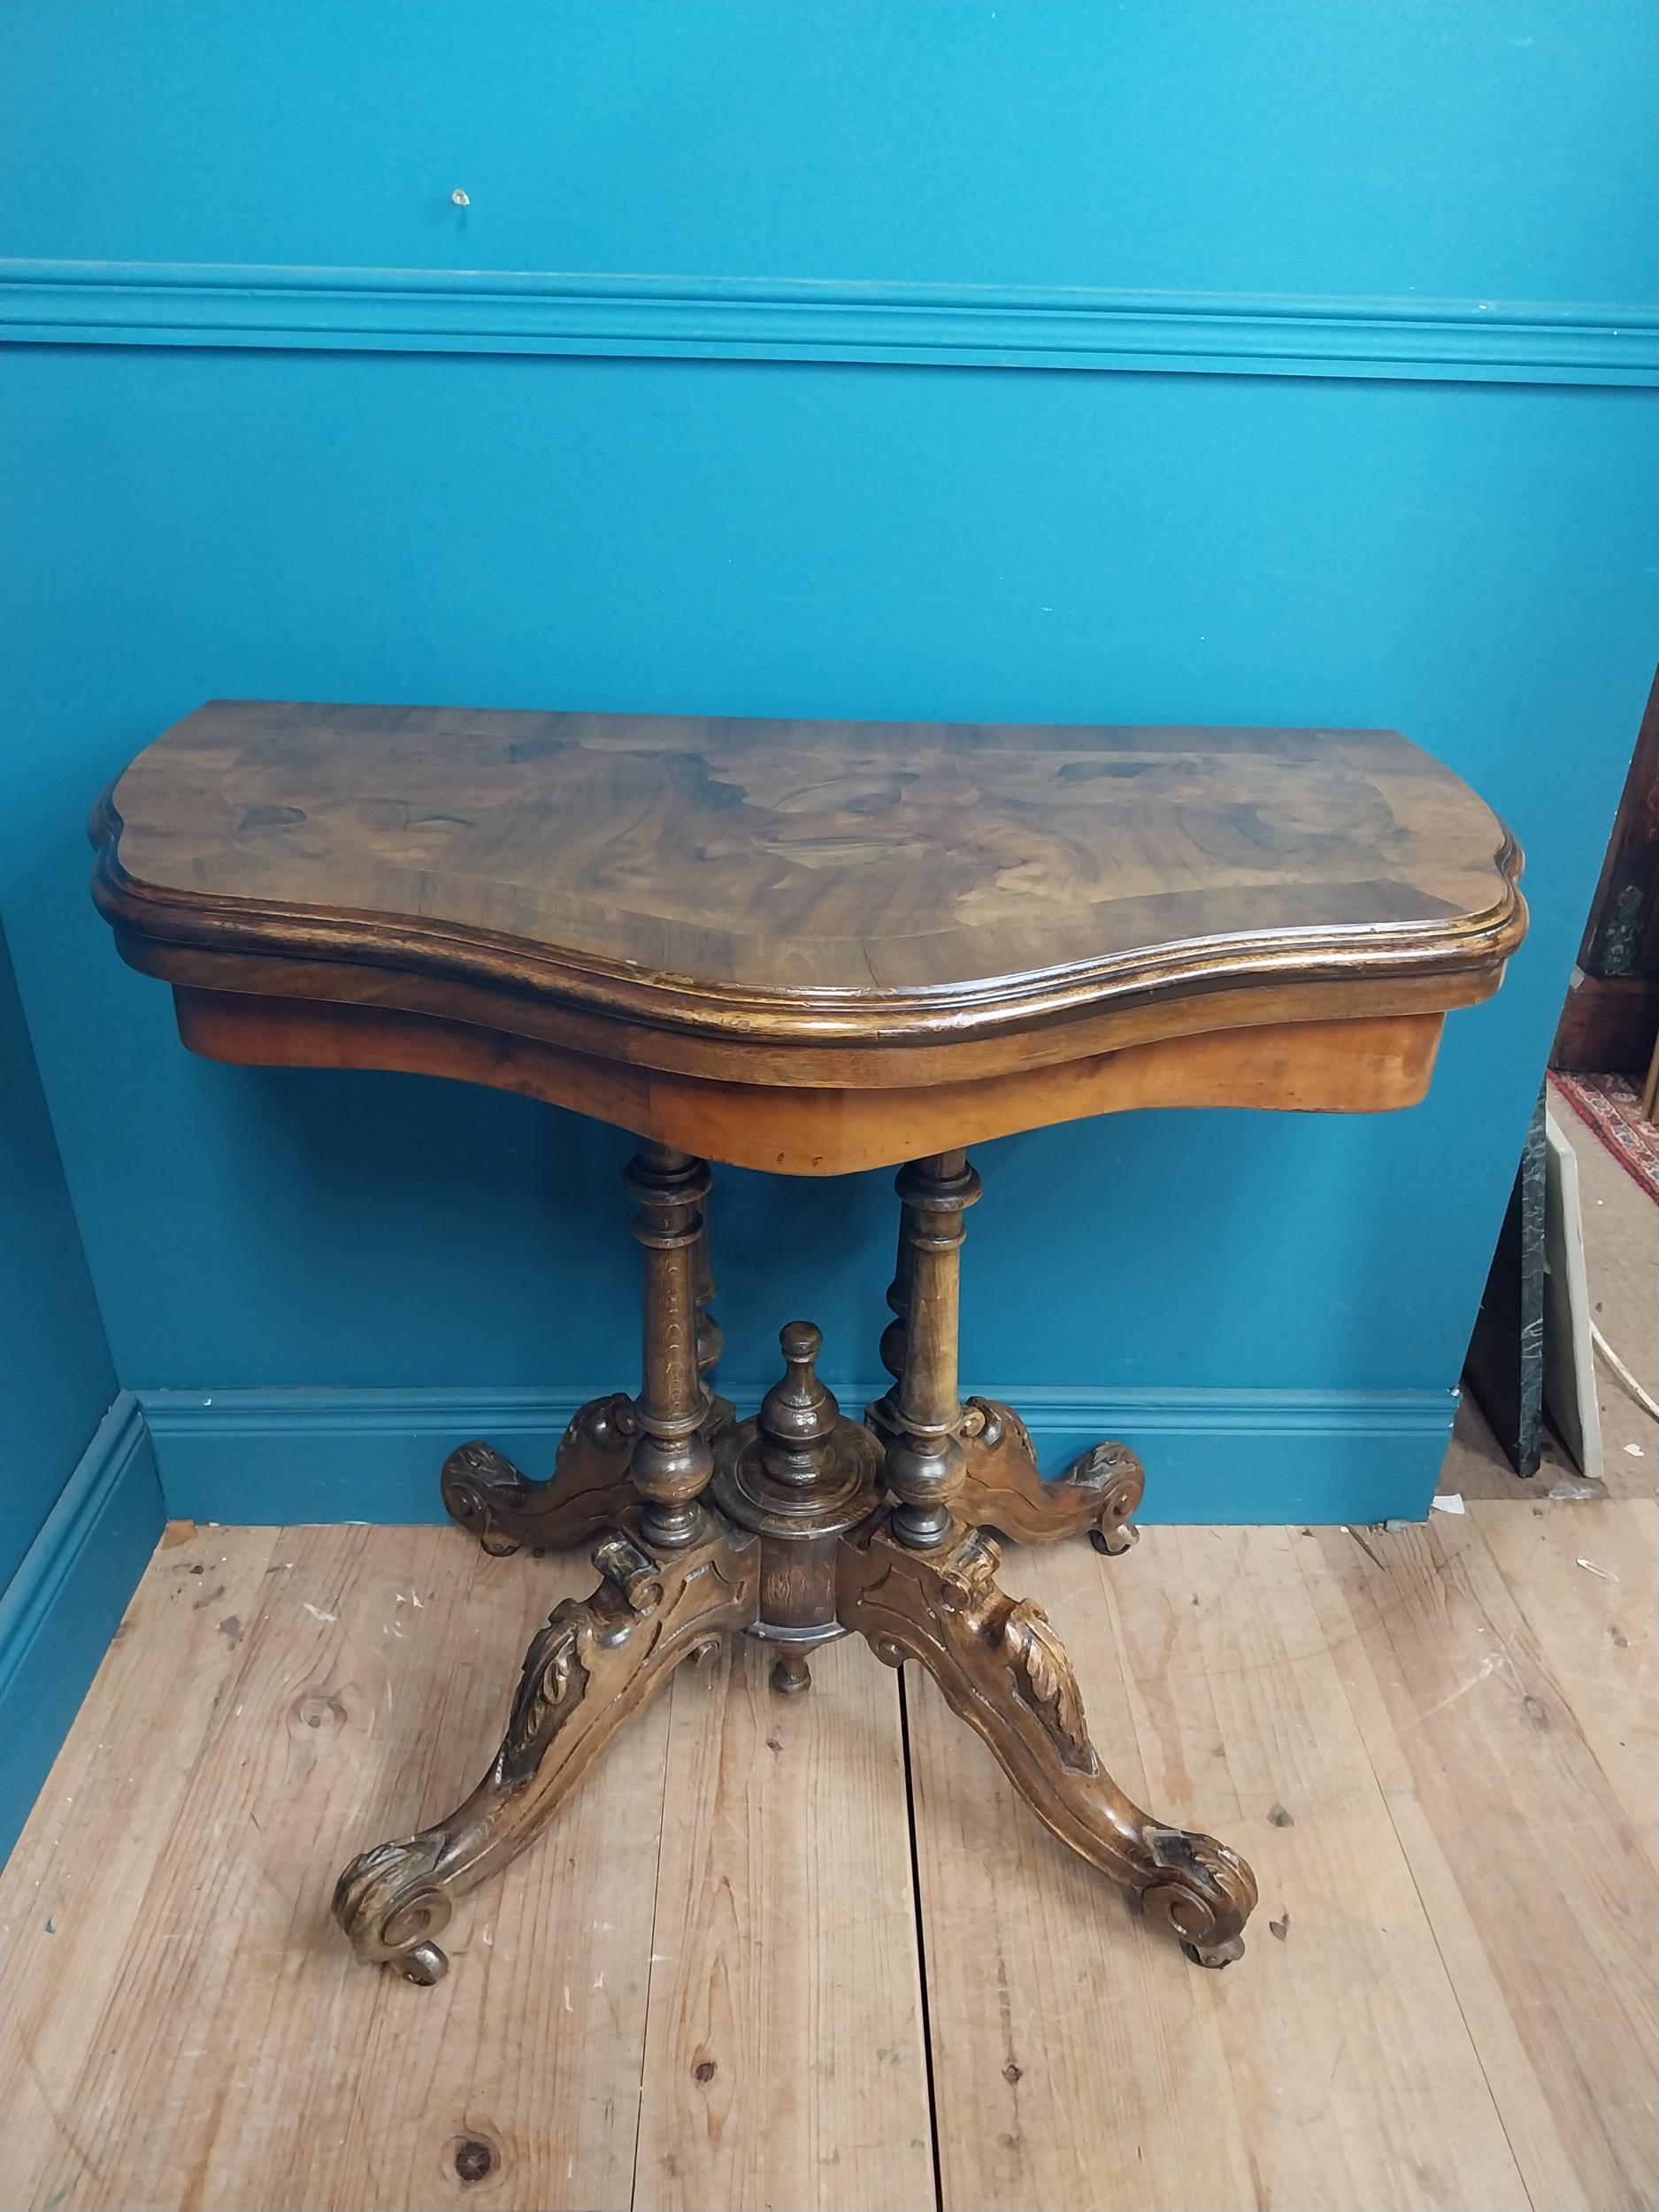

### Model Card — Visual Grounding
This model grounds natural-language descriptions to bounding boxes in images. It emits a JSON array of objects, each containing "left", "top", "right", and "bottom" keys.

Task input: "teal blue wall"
[
  {"left": 2, "top": 3, "right": 1656, "bottom": 1523},
  {"left": 2, "top": 0, "right": 1655, "bottom": 297},
  {"left": 0, "top": 925, "right": 157, "bottom": 1870},
  {"left": 0, "top": 926, "right": 117, "bottom": 1586}
]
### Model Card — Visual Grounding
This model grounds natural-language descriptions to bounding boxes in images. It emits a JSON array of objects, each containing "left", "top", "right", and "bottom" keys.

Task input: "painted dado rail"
[{"left": 3, "top": 259, "right": 1656, "bottom": 385}]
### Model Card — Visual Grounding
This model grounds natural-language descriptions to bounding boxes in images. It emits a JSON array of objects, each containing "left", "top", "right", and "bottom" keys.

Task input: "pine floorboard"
[{"left": 3, "top": 1486, "right": 1653, "bottom": 2212}]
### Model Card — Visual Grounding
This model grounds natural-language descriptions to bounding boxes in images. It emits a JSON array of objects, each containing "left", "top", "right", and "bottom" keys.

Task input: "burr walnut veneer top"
[{"left": 92, "top": 702, "right": 1523, "bottom": 1168}]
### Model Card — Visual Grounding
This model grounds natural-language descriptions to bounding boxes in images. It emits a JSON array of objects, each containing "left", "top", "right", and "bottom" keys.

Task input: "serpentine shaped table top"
[{"left": 93, "top": 701, "right": 1524, "bottom": 1172}]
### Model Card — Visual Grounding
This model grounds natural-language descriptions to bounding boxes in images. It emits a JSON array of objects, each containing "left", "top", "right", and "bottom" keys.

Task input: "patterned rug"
[{"left": 1548, "top": 1071, "right": 1659, "bottom": 1204}]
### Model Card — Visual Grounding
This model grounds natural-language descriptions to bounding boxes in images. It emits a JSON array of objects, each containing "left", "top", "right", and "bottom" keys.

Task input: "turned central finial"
[
  {"left": 712, "top": 1314, "right": 881, "bottom": 1536},
  {"left": 758, "top": 1319, "right": 839, "bottom": 1474},
  {"left": 780, "top": 1318, "right": 820, "bottom": 1379}
]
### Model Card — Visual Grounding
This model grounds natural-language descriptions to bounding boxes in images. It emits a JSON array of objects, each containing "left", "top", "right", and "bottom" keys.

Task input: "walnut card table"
[{"left": 92, "top": 703, "right": 1524, "bottom": 1983}]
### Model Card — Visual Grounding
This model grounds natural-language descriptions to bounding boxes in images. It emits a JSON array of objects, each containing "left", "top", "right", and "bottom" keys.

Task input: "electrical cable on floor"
[{"left": 1591, "top": 1322, "right": 1659, "bottom": 1423}]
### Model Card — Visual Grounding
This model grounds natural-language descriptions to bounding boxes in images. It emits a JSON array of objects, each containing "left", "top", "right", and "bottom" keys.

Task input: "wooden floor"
[{"left": 1, "top": 1487, "right": 1652, "bottom": 2212}]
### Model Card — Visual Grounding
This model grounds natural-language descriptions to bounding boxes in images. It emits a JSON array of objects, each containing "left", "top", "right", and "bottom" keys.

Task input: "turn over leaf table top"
[{"left": 92, "top": 702, "right": 1523, "bottom": 1172}]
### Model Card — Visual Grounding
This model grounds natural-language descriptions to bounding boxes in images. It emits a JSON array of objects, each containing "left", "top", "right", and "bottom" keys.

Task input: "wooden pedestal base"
[{"left": 332, "top": 1148, "right": 1256, "bottom": 1983}]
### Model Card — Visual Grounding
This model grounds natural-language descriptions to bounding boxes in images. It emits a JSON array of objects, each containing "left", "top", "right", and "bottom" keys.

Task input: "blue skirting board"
[
  {"left": 0, "top": 1394, "right": 164, "bottom": 1867},
  {"left": 138, "top": 1381, "right": 1456, "bottom": 1530}
]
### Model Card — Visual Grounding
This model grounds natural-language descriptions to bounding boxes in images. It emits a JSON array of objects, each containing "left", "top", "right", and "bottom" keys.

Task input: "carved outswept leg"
[
  {"left": 440, "top": 1395, "right": 640, "bottom": 1558},
  {"left": 333, "top": 1517, "right": 759, "bottom": 1982},
  {"left": 839, "top": 1516, "right": 1256, "bottom": 1966},
  {"left": 956, "top": 1404, "right": 1145, "bottom": 1556}
]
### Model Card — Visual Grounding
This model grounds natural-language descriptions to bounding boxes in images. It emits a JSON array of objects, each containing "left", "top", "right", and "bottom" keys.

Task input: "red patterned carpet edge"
[{"left": 1548, "top": 1071, "right": 1659, "bottom": 1205}]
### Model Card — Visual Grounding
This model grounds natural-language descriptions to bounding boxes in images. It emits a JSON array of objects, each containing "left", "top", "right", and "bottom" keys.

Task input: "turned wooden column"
[
  {"left": 883, "top": 1149, "right": 981, "bottom": 1548},
  {"left": 625, "top": 1142, "right": 716, "bottom": 1548},
  {"left": 693, "top": 1194, "right": 723, "bottom": 1388},
  {"left": 873, "top": 1192, "right": 917, "bottom": 1435}
]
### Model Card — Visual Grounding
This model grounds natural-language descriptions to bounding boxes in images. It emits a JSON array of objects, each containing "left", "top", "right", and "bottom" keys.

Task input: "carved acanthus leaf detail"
[
  {"left": 503, "top": 1601, "right": 590, "bottom": 1778},
  {"left": 999, "top": 1597, "right": 1098, "bottom": 1774}
]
